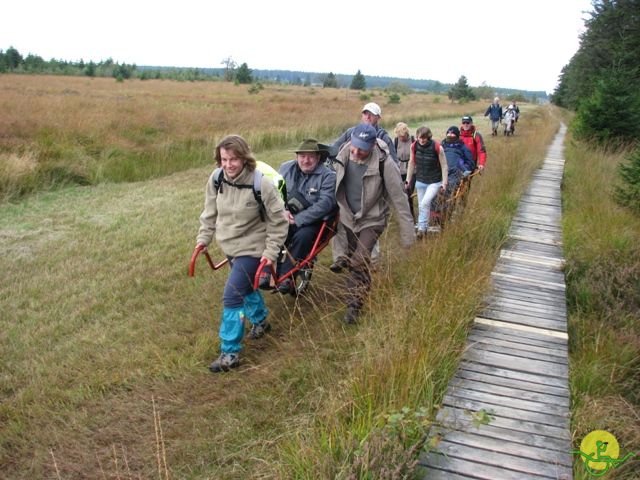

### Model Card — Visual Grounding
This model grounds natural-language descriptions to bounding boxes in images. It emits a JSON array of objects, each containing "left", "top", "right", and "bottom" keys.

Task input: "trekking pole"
[{"left": 189, "top": 244, "right": 228, "bottom": 277}]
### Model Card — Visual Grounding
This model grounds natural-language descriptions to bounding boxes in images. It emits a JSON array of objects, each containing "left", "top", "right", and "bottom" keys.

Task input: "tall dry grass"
[
  {"left": 562, "top": 137, "right": 640, "bottom": 479},
  {"left": 0, "top": 74, "right": 485, "bottom": 200}
]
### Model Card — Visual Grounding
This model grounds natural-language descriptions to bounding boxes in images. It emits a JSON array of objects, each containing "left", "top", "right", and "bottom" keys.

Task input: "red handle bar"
[{"left": 188, "top": 244, "right": 228, "bottom": 277}]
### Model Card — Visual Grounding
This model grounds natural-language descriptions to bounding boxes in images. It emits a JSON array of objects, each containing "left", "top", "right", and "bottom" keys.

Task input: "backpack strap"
[
  {"left": 213, "top": 168, "right": 224, "bottom": 193},
  {"left": 252, "top": 170, "right": 266, "bottom": 221},
  {"left": 213, "top": 168, "right": 267, "bottom": 222}
]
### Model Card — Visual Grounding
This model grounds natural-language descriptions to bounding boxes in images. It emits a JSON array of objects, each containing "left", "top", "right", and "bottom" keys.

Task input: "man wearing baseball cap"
[
  {"left": 332, "top": 124, "right": 414, "bottom": 324},
  {"left": 329, "top": 102, "right": 397, "bottom": 272},
  {"left": 331, "top": 102, "right": 397, "bottom": 163}
]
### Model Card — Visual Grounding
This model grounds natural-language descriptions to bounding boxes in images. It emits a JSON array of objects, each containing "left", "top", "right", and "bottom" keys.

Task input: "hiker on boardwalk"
[
  {"left": 330, "top": 102, "right": 398, "bottom": 271},
  {"left": 460, "top": 115, "right": 487, "bottom": 172},
  {"left": 441, "top": 126, "right": 475, "bottom": 194},
  {"left": 484, "top": 97, "right": 503, "bottom": 136},
  {"left": 405, "top": 126, "right": 448, "bottom": 239},
  {"left": 332, "top": 124, "right": 415, "bottom": 324},
  {"left": 196, "top": 135, "right": 289, "bottom": 373},
  {"left": 275, "top": 139, "right": 337, "bottom": 294},
  {"left": 394, "top": 122, "right": 416, "bottom": 221}
]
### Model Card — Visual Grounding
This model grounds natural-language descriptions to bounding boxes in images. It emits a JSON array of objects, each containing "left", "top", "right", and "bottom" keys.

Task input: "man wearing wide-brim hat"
[{"left": 275, "top": 139, "right": 337, "bottom": 294}]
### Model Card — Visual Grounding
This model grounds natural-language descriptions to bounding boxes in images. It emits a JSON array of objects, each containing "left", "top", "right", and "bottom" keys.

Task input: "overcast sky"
[{"left": 2, "top": 0, "right": 593, "bottom": 93}]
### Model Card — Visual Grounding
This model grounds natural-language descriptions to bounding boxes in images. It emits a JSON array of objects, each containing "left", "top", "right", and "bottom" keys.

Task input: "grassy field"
[
  {"left": 0, "top": 75, "right": 486, "bottom": 201},
  {"left": 1, "top": 74, "right": 560, "bottom": 478},
  {"left": 561, "top": 133, "right": 640, "bottom": 479}
]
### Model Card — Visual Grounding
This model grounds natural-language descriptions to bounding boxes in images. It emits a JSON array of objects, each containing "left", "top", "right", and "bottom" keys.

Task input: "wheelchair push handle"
[
  {"left": 189, "top": 244, "right": 228, "bottom": 277},
  {"left": 253, "top": 258, "right": 277, "bottom": 291}
]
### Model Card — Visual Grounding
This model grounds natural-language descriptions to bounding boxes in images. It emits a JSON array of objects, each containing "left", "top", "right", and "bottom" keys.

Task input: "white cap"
[{"left": 362, "top": 102, "right": 382, "bottom": 117}]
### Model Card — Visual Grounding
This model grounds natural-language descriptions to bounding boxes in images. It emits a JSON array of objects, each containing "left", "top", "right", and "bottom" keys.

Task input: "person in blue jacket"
[
  {"left": 276, "top": 139, "right": 337, "bottom": 294},
  {"left": 441, "top": 126, "right": 475, "bottom": 194},
  {"left": 484, "top": 97, "right": 503, "bottom": 136}
]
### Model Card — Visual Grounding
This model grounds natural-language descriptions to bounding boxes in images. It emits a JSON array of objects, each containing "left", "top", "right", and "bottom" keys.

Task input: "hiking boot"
[
  {"left": 343, "top": 306, "right": 359, "bottom": 325},
  {"left": 330, "top": 256, "right": 349, "bottom": 273},
  {"left": 247, "top": 320, "right": 271, "bottom": 340},
  {"left": 276, "top": 278, "right": 294, "bottom": 295},
  {"left": 209, "top": 352, "right": 240, "bottom": 373},
  {"left": 416, "top": 229, "right": 426, "bottom": 240}
]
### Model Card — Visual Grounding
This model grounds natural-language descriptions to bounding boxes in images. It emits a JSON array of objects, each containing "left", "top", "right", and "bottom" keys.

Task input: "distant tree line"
[
  {"left": 0, "top": 46, "right": 546, "bottom": 102},
  {"left": 551, "top": 0, "right": 640, "bottom": 212}
]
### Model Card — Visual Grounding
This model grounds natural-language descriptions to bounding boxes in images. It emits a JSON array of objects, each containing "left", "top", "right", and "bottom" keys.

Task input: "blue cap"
[{"left": 350, "top": 123, "right": 377, "bottom": 151}]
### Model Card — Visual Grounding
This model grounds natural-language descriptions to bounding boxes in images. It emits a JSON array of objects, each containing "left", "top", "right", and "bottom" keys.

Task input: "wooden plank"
[
  {"left": 467, "top": 339, "right": 567, "bottom": 365},
  {"left": 451, "top": 377, "right": 569, "bottom": 407},
  {"left": 520, "top": 196, "right": 562, "bottom": 208},
  {"left": 489, "top": 281, "right": 566, "bottom": 303},
  {"left": 487, "top": 288, "right": 566, "bottom": 307},
  {"left": 436, "top": 405, "right": 571, "bottom": 440},
  {"left": 442, "top": 396, "right": 569, "bottom": 429},
  {"left": 425, "top": 441, "right": 570, "bottom": 479},
  {"left": 474, "top": 318, "right": 569, "bottom": 341},
  {"left": 446, "top": 387, "right": 568, "bottom": 417},
  {"left": 420, "top": 451, "right": 535, "bottom": 480},
  {"left": 499, "top": 251, "right": 564, "bottom": 269},
  {"left": 435, "top": 408, "right": 570, "bottom": 452},
  {"left": 495, "top": 261, "right": 566, "bottom": 281},
  {"left": 455, "top": 369, "right": 570, "bottom": 398},
  {"left": 491, "top": 273, "right": 566, "bottom": 292},
  {"left": 479, "top": 308, "right": 567, "bottom": 332},
  {"left": 468, "top": 333, "right": 568, "bottom": 360},
  {"left": 459, "top": 358, "right": 569, "bottom": 387},
  {"left": 506, "top": 240, "right": 564, "bottom": 257},
  {"left": 462, "top": 349, "right": 568, "bottom": 380},
  {"left": 482, "top": 302, "right": 567, "bottom": 323},
  {"left": 470, "top": 325, "right": 567, "bottom": 348},
  {"left": 416, "top": 467, "right": 474, "bottom": 480},
  {"left": 432, "top": 430, "right": 573, "bottom": 467},
  {"left": 495, "top": 264, "right": 566, "bottom": 285},
  {"left": 511, "top": 220, "right": 562, "bottom": 234},
  {"left": 484, "top": 296, "right": 567, "bottom": 318},
  {"left": 487, "top": 292, "right": 567, "bottom": 312},
  {"left": 508, "top": 233, "right": 562, "bottom": 247},
  {"left": 473, "top": 321, "right": 568, "bottom": 346},
  {"left": 490, "top": 280, "right": 566, "bottom": 299}
]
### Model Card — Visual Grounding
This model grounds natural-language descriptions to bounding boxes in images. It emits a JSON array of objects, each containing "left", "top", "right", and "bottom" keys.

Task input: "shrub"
[
  {"left": 359, "top": 92, "right": 371, "bottom": 102},
  {"left": 388, "top": 93, "right": 401, "bottom": 104},
  {"left": 615, "top": 148, "right": 640, "bottom": 214}
]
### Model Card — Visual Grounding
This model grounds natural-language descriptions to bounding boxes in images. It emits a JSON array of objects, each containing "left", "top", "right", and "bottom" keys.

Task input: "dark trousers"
[
  {"left": 223, "top": 256, "right": 260, "bottom": 308},
  {"left": 277, "top": 223, "right": 322, "bottom": 276},
  {"left": 344, "top": 224, "right": 385, "bottom": 310}
]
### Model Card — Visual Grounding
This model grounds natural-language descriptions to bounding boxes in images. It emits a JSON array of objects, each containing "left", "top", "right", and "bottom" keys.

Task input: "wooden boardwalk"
[{"left": 420, "top": 125, "right": 573, "bottom": 480}]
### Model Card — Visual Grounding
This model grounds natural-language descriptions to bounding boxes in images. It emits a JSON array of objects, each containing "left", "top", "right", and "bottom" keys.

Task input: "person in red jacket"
[{"left": 459, "top": 115, "right": 487, "bottom": 172}]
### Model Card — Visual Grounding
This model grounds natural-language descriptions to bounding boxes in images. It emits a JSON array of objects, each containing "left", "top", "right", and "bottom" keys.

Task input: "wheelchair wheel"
[{"left": 294, "top": 265, "right": 313, "bottom": 295}]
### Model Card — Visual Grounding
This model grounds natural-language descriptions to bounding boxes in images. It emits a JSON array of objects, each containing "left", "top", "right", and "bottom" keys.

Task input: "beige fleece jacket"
[{"left": 196, "top": 167, "right": 288, "bottom": 262}]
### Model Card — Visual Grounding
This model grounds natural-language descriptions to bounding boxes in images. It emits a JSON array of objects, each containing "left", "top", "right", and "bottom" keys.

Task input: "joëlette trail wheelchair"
[
  {"left": 189, "top": 213, "right": 339, "bottom": 296},
  {"left": 428, "top": 169, "right": 480, "bottom": 231}
]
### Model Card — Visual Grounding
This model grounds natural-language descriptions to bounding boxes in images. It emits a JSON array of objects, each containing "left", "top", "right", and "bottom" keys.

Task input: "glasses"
[{"left": 462, "top": 121, "right": 471, "bottom": 125}]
